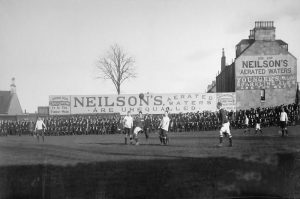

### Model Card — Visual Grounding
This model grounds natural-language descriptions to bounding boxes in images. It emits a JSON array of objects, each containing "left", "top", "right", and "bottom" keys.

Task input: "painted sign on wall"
[{"left": 235, "top": 55, "right": 297, "bottom": 90}]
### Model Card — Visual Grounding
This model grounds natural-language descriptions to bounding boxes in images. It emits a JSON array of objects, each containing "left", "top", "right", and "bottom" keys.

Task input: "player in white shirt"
[
  {"left": 132, "top": 111, "right": 144, "bottom": 145},
  {"left": 123, "top": 111, "right": 133, "bottom": 144},
  {"left": 35, "top": 117, "right": 47, "bottom": 143},
  {"left": 243, "top": 114, "right": 250, "bottom": 133},
  {"left": 159, "top": 111, "right": 170, "bottom": 145},
  {"left": 279, "top": 107, "right": 288, "bottom": 137}
]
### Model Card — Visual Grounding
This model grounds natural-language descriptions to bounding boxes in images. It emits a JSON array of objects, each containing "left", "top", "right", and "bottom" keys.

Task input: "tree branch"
[{"left": 96, "top": 44, "right": 136, "bottom": 94}]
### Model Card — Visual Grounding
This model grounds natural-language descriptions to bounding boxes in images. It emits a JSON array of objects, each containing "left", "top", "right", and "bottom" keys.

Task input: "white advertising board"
[
  {"left": 49, "top": 93, "right": 236, "bottom": 115},
  {"left": 49, "top": 95, "right": 71, "bottom": 115}
]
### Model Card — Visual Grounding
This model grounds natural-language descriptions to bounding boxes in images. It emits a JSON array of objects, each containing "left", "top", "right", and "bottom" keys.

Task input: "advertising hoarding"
[{"left": 49, "top": 93, "right": 236, "bottom": 115}]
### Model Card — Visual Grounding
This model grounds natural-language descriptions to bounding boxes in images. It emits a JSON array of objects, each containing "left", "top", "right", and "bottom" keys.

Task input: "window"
[{"left": 260, "top": 89, "right": 265, "bottom": 101}]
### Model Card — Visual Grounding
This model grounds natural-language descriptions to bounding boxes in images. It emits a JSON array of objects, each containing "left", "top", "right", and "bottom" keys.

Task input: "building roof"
[
  {"left": 236, "top": 39, "right": 254, "bottom": 46},
  {"left": 275, "top": 39, "right": 288, "bottom": 46},
  {"left": 0, "top": 91, "right": 12, "bottom": 114}
]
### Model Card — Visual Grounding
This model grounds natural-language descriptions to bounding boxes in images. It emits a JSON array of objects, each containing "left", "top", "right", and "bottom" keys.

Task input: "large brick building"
[{"left": 215, "top": 21, "right": 298, "bottom": 110}]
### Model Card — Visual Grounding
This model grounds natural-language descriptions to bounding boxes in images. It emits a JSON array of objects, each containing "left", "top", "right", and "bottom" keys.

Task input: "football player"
[
  {"left": 159, "top": 111, "right": 170, "bottom": 145},
  {"left": 133, "top": 111, "right": 144, "bottom": 145},
  {"left": 217, "top": 102, "right": 232, "bottom": 147},
  {"left": 123, "top": 111, "right": 133, "bottom": 144}
]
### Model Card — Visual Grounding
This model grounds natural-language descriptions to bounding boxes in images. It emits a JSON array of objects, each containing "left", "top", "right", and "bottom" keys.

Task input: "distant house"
[
  {"left": 0, "top": 78, "right": 23, "bottom": 115},
  {"left": 207, "top": 80, "right": 216, "bottom": 93},
  {"left": 214, "top": 21, "right": 298, "bottom": 110}
]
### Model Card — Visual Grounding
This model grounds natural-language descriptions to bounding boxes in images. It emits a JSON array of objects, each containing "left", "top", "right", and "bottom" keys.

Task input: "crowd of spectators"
[{"left": 0, "top": 103, "right": 299, "bottom": 136}]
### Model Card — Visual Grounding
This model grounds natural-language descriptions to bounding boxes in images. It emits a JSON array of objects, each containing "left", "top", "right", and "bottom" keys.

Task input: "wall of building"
[
  {"left": 38, "top": 106, "right": 49, "bottom": 115},
  {"left": 216, "top": 63, "right": 235, "bottom": 92},
  {"left": 0, "top": 114, "right": 38, "bottom": 122},
  {"left": 236, "top": 88, "right": 297, "bottom": 110},
  {"left": 235, "top": 41, "right": 297, "bottom": 109}
]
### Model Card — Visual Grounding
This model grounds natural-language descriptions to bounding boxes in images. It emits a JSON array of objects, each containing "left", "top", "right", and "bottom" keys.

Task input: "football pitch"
[{"left": 0, "top": 126, "right": 299, "bottom": 199}]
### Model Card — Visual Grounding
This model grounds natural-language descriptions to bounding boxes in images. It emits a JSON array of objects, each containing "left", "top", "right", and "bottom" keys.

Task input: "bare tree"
[{"left": 96, "top": 44, "right": 137, "bottom": 94}]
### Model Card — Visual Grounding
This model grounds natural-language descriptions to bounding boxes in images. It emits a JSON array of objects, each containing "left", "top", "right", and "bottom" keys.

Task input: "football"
[{"left": 139, "top": 93, "right": 144, "bottom": 99}]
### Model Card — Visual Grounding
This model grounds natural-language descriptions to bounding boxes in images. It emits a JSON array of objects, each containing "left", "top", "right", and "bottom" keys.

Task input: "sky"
[{"left": 0, "top": 0, "right": 300, "bottom": 113}]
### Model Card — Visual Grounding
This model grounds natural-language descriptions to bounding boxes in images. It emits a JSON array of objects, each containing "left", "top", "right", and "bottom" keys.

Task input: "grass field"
[{"left": 0, "top": 126, "right": 300, "bottom": 199}]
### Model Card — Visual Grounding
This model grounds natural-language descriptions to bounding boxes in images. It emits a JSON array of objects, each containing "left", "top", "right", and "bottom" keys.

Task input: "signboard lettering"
[
  {"left": 49, "top": 93, "right": 236, "bottom": 115},
  {"left": 236, "top": 55, "right": 297, "bottom": 90}
]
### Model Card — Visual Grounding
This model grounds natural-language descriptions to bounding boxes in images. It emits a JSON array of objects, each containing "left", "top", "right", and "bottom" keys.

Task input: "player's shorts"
[
  {"left": 36, "top": 129, "right": 44, "bottom": 136},
  {"left": 255, "top": 123, "right": 261, "bottom": 130},
  {"left": 280, "top": 121, "right": 287, "bottom": 129},
  {"left": 124, "top": 128, "right": 131, "bottom": 136},
  {"left": 159, "top": 128, "right": 168, "bottom": 138},
  {"left": 220, "top": 122, "right": 231, "bottom": 138},
  {"left": 133, "top": 126, "right": 142, "bottom": 135}
]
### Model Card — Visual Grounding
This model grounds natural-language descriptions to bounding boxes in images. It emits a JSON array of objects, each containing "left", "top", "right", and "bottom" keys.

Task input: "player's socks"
[
  {"left": 285, "top": 129, "right": 288, "bottom": 136},
  {"left": 125, "top": 137, "right": 127, "bottom": 144},
  {"left": 160, "top": 137, "right": 164, "bottom": 145},
  {"left": 229, "top": 138, "right": 232, "bottom": 147},
  {"left": 163, "top": 137, "right": 167, "bottom": 145},
  {"left": 218, "top": 137, "right": 223, "bottom": 147}
]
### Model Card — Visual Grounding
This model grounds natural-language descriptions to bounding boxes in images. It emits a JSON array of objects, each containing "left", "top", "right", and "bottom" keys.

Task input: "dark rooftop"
[{"left": 0, "top": 91, "right": 12, "bottom": 114}]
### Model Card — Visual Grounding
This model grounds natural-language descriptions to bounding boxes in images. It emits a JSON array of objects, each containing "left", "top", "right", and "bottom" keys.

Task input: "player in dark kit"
[
  {"left": 143, "top": 114, "right": 151, "bottom": 140},
  {"left": 254, "top": 113, "right": 263, "bottom": 134},
  {"left": 217, "top": 102, "right": 232, "bottom": 147}
]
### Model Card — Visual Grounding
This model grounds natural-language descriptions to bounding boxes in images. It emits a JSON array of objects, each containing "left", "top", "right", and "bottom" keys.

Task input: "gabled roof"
[
  {"left": 0, "top": 91, "right": 12, "bottom": 114},
  {"left": 237, "top": 39, "right": 287, "bottom": 47},
  {"left": 275, "top": 39, "right": 288, "bottom": 46},
  {"left": 236, "top": 39, "right": 254, "bottom": 46},
  {"left": 235, "top": 40, "right": 295, "bottom": 60},
  {"left": 235, "top": 39, "right": 255, "bottom": 59}
]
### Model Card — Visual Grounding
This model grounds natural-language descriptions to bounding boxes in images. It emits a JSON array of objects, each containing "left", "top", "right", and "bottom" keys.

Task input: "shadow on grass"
[
  {"left": 0, "top": 153, "right": 299, "bottom": 199},
  {"left": 82, "top": 142, "right": 187, "bottom": 148}
]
